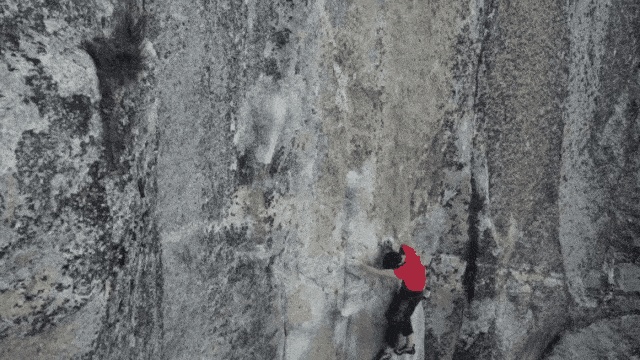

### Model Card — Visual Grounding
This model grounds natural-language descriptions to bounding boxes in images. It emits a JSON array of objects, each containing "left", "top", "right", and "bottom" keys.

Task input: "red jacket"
[{"left": 394, "top": 245, "right": 427, "bottom": 291}]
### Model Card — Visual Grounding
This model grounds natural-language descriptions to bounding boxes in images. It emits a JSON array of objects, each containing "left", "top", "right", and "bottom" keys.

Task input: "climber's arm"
[
  {"left": 358, "top": 263, "right": 398, "bottom": 280},
  {"left": 347, "top": 260, "right": 398, "bottom": 280}
]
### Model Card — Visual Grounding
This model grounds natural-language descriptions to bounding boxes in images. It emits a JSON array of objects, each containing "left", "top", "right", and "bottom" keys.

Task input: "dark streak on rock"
[
  {"left": 138, "top": 177, "right": 146, "bottom": 198},
  {"left": 81, "top": 10, "right": 147, "bottom": 172},
  {"left": 463, "top": 176, "right": 481, "bottom": 303},
  {"left": 264, "top": 57, "right": 281, "bottom": 81},
  {"left": 0, "top": 21, "right": 21, "bottom": 53},
  {"left": 269, "top": 146, "right": 287, "bottom": 176},
  {"left": 237, "top": 149, "right": 255, "bottom": 185},
  {"left": 81, "top": 12, "right": 147, "bottom": 88},
  {"left": 263, "top": 189, "right": 275, "bottom": 208},
  {"left": 272, "top": 28, "right": 291, "bottom": 49},
  {"left": 453, "top": 328, "right": 495, "bottom": 360},
  {"left": 539, "top": 332, "right": 563, "bottom": 359},
  {"left": 23, "top": 56, "right": 41, "bottom": 66}
]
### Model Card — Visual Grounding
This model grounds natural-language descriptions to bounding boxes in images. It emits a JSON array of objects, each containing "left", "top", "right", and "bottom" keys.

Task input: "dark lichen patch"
[
  {"left": 11, "top": 131, "right": 58, "bottom": 252},
  {"left": 59, "top": 178, "right": 110, "bottom": 227},
  {"left": 8, "top": 6, "right": 47, "bottom": 34},
  {"left": 221, "top": 225, "right": 251, "bottom": 247},
  {"left": 14, "top": 131, "right": 57, "bottom": 199},
  {"left": 100, "top": 102, "right": 133, "bottom": 172},
  {"left": 264, "top": 57, "right": 282, "bottom": 80},
  {"left": 11, "top": 123, "right": 116, "bottom": 336},
  {"left": 228, "top": 260, "right": 259, "bottom": 284},
  {"left": 452, "top": 327, "right": 496, "bottom": 360},
  {"left": 43, "top": 0, "right": 62, "bottom": 12},
  {"left": 0, "top": 22, "right": 21, "bottom": 53},
  {"left": 24, "top": 71, "right": 59, "bottom": 116},
  {"left": 348, "top": 133, "right": 373, "bottom": 169},
  {"left": 0, "top": 193, "right": 5, "bottom": 221},
  {"left": 237, "top": 150, "right": 256, "bottom": 185},
  {"left": 14, "top": 130, "right": 109, "bottom": 243},
  {"left": 272, "top": 28, "right": 291, "bottom": 49},
  {"left": 61, "top": 94, "right": 92, "bottom": 136},
  {"left": 24, "top": 56, "right": 41, "bottom": 66},
  {"left": 23, "top": 65, "right": 94, "bottom": 138},
  {"left": 24, "top": 301, "right": 70, "bottom": 337},
  {"left": 5, "top": 265, "right": 97, "bottom": 337}
]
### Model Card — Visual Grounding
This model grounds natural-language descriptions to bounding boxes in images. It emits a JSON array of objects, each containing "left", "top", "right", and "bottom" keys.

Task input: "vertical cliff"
[
  {"left": 1, "top": 0, "right": 639, "bottom": 359},
  {"left": 0, "top": 1, "right": 162, "bottom": 359}
]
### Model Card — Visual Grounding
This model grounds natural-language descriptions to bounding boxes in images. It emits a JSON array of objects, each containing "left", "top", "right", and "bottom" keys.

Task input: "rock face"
[
  {"left": 1, "top": 0, "right": 639, "bottom": 360},
  {"left": 544, "top": 315, "right": 640, "bottom": 360}
]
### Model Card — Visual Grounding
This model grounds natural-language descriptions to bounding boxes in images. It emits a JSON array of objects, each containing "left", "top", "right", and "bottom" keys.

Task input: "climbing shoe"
[
  {"left": 375, "top": 348, "right": 393, "bottom": 360},
  {"left": 394, "top": 343, "right": 415, "bottom": 356}
]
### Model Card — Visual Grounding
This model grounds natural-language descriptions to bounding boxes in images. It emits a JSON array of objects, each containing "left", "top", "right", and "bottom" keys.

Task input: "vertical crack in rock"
[
  {"left": 471, "top": 4, "right": 489, "bottom": 116},
  {"left": 266, "top": 251, "right": 287, "bottom": 360},
  {"left": 79, "top": 4, "right": 163, "bottom": 358},
  {"left": 462, "top": 0, "right": 495, "bottom": 306},
  {"left": 463, "top": 175, "right": 482, "bottom": 303},
  {"left": 539, "top": 332, "right": 563, "bottom": 360}
]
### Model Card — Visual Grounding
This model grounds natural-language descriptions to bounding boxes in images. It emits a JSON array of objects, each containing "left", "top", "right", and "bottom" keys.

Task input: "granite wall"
[{"left": 1, "top": 0, "right": 639, "bottom": 359}]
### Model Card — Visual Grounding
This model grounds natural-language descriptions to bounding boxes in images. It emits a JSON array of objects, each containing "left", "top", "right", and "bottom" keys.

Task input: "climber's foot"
[
  {"left": 394, "top": 343, "right": 415, "bottom": 356},
  {"left": 375, "top": 347, "right": 393, "bottom": 360}
]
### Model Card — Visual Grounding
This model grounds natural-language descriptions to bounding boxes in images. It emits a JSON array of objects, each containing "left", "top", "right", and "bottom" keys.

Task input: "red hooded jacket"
[{"left": 393, "top": 245, "right": 427, "bottom": 291}]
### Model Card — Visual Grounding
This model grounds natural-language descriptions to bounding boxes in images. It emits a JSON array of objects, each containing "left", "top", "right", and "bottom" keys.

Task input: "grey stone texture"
[{"left": 1, "top": 0, "right": 639, "bottom": 359}]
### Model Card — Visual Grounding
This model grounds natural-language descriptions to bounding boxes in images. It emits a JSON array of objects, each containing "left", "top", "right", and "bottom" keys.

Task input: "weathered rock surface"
[
  {"left": 1, "top": 0, "right": 639, "bottom": 359},
  {"left": 544, "top": 315, "right": 640, "bottom": 360},
  {"left": 0, "top": 1, "right": 161, "bottom": 359}
]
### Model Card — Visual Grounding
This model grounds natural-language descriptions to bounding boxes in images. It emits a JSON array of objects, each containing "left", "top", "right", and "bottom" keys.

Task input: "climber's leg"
[
  {"left": 385, "top": 324, "right": 397, "bottom": 348},
  {"left": 395, "top": 333, "right": 406, "bottom": 350},
  {"left": 395, "top": 291, "right": 423, "bottom": 354},
  {"left": 406, "top": 333, "right": 414, "bottom": 347},
  {"left": 393, "top": 321, "right": 413, "bottom": 355}
]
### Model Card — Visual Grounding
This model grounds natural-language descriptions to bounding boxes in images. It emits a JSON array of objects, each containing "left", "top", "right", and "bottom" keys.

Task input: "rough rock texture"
[
  {"left": 0, "top": 1, "right": 161, "bottom": 359},
  {"left": 1, "top": 0, "right": 639, "bottom": 360},
  {"left": 544, "top": 315, "right": 640, "bottom": 360}
]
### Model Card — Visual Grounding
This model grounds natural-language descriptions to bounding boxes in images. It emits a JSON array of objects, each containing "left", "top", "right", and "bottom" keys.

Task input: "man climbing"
[
  {"left": 353, "top": 243, "right": 428, "bottom": 358},
  {"left": 382, "top": 244, "right": 427, "bottom": 356}
]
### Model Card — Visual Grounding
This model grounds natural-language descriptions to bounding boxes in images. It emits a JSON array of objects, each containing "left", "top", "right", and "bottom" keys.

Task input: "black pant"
[{"left": 384, "top": 285, "right": 423, "bottom": 347}]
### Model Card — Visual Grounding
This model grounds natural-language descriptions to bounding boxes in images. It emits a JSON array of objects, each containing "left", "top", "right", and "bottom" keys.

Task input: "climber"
[
  {"left": 382, "top": 245, "right": 427, "bottom": 356},
  {"left": 352, "top": 244, "right": 428, "bottom": 357}
]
